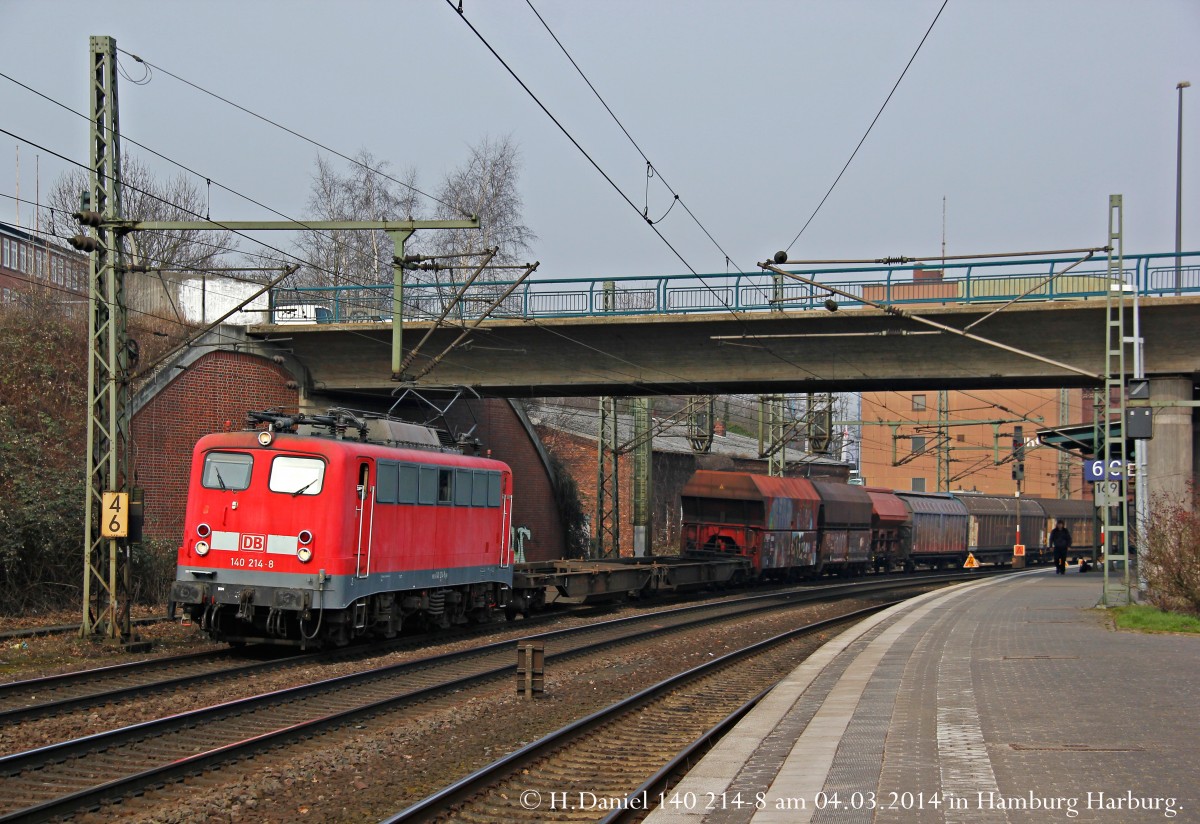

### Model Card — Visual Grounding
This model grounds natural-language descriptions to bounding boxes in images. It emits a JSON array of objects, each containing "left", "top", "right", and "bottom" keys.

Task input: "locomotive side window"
[
  {"left": 202, "top": 452, "right": 253, "bottom": 491},
  {"left": 438, "top": 469, "right": 454, "bottom": 504},
  {"left": 487, "top": 472, "right": 502, "bottom": 507},
  {"left": 268, "top": 456, "right": 325, "bottom": 496},
  {"left": 418, "top": 466, "right": 438, "bottom": 505},
  {"left": 454, "top": 469, "right": 473, "bottom": 506},
  {"left": 376, "top": 460, "right": 399, "bottom": 504},
  {"left": 471, "top": 471, "right": 490, "bottom": 506},
  {"left": 397, "top": 464, "right": 419, "bottom": 504}
]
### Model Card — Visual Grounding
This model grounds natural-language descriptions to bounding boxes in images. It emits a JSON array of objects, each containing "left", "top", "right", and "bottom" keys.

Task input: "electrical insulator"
[
  {"left": 68, "top": 235, "right": 103, "bottom": 253},
  {"left": 72, "top": 210, "right": 104, "bottom": 227}
]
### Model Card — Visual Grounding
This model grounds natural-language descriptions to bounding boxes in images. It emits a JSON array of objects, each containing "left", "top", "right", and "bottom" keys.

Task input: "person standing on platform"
[{"left": 1050, "top": 520, "right": 1072, "bottom": 575}]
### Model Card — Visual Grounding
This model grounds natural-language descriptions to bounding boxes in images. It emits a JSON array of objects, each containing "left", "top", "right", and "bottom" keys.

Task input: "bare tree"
[
  {"left": 293, "top": 150, "right": 422, "bottom": 288},
  {"left": 292, "top": 138, "right": 536, "bottom": 320},
  {"left": 43, "top": 155, "right": 236, "bottom": 273},
  {"left": 429, "top": 135, "right": 536, "bottom": 270}
]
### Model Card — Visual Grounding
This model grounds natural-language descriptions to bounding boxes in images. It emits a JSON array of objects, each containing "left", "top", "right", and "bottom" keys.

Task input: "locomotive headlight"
[
  {"left": 297, "top": 546, "right": 313, "bottom": 563},
  {"left": 195, "top": 540, "right": 210, "bottom": 557},
  {"left": 298, "top": 529, "right": 313, "bottom": 545},
  {"left": 196, "top": 523, "right": 211, "bottom": 538},
  {"left": 257, "top": 429, "right": 274, "bottom": 447}
]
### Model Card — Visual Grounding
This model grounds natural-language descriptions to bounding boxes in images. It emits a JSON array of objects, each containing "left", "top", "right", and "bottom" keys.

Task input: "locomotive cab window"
[
  {"left": 202, "top": 452, "right": 253, "bottom": 491},
  {"left": 268, "top": 456, "right": 325, "bottom": 496}
]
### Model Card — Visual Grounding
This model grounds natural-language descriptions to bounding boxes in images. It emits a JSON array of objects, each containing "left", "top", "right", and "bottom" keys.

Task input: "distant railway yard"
[{"left": 0, "top": 572, "right": 996, "bottom": 823}]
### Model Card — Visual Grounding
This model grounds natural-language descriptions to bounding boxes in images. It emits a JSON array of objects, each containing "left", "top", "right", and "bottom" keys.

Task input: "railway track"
[
  {"left": 383, "top": 603, "right": 889, "bottom": 823},
  {"left": 0, "top": 569, "right": 993, "bottom": 729},
  {"left": 0, "top": 574, "right": 967, "bottom": 822},
  {"left": 0, "top": 616, "right": 166, "bottom": 642},
  {"left": 0, "top": 648, "right": 264, "bottom": 723},
  {"left": 0, "top": 600, "right": 624, "bottom": 728}
]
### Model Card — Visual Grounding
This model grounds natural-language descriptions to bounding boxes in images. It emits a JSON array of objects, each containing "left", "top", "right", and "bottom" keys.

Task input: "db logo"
[{"left": 240, "top": 533, "right": 267, "bottom": 552}]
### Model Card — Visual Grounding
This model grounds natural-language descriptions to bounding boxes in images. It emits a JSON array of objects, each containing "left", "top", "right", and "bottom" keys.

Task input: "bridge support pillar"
[{"left": 1144, "top": 377, "right": 1196, "bottom": 510}]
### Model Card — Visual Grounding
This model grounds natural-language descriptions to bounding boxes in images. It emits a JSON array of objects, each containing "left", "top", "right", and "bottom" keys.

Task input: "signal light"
[{"left": 68, "top": 235, "right": 103, "bottom": 253}]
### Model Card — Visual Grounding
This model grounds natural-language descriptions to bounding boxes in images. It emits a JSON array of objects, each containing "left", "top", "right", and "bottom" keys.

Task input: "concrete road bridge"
[{"left": 247, "top": 251, "right": 1200, "bottom": 399}]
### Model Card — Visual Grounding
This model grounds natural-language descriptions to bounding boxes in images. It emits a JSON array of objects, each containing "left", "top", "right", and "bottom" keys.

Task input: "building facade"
[
  {"left": 0, "top": 222, "right": 88, "bottom": 305},
  {"left": 857, "top": 388, "right": 1091, "bottom": 499}
]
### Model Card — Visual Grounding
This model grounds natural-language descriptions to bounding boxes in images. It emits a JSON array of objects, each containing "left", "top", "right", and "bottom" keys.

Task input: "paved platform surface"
[{"left": 645, "top": 568, "right": 1198, "bottom": 823}]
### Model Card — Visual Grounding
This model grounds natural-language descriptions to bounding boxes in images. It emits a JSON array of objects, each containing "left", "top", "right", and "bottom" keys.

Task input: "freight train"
[
  {"left": 169, "top": 410, "right": 750, "bottom": 648},
  {"left": 679, "top": 470, "right": 1098, "bottom": 577},
  {"left": 169, "top": 413, "right": 1096, "bottom": 648}
]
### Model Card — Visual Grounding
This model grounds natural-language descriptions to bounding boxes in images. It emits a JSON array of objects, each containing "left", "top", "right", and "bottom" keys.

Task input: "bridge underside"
[{"left": 249, "top": 297, "right": 1200, "bottom": 400}]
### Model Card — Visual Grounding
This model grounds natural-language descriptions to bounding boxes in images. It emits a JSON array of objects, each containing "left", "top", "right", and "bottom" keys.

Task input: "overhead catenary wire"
[
  {"left": 0, "top": 126, "right": 488, "bottom": 331},
  {"left": 0, "top": 69, "right": 501, "bottom": 317},
  {"left": 523, "top": 0, "right": 742, "bottom": 270},
  {"left": 784, "top": 0, "right": 949, "bottom": 254},
  {"left": 110, "top": 52, "right": 468, "bottom": 219},
  {"left": 0, "top": 40, "right": 935, "bottom": 404},
  {"left": 2, "top": 53, "right": 1070, "bottom": 465},
  {"left": 445, "top": 1, "right": 857, "bottom": 387},
  {"left": 5, "top": 53, "right": 854, "bottom": 455}
]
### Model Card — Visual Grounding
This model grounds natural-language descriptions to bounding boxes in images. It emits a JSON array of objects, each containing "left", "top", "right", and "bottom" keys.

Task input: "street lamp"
[{"left": 1176, "top": 81, "right": 1190, "bottom": 295}]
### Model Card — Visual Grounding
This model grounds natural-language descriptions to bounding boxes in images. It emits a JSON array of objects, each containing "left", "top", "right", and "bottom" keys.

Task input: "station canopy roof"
[{"left": 1036, "top": 421, "right": 1133, "bottom": 457}]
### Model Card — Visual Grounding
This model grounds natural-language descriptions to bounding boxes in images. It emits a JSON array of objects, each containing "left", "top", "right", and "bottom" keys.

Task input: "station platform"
[{"left": 646, "top": 568, "right": 1198, "bottom": 823}]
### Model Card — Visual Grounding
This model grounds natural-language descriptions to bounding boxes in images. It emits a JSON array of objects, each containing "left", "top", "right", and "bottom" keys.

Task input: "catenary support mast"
[{"left": 81, "top": 36, "right": 132, "bottom": 641}]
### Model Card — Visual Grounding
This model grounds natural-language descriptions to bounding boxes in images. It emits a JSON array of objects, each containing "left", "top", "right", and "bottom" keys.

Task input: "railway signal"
[{"left": 1011, "top": 425, "right": 1025, "bottom": 481}]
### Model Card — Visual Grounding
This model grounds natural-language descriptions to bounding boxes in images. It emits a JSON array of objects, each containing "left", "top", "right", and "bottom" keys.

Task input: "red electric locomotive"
[{"left": 170, "top": 410, "right": 514, "bottom": 647}]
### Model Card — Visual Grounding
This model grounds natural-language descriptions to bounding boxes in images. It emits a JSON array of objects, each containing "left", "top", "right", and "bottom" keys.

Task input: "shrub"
[{"left": 1140, "top": 490, "right": 1200, "bottom": 616}]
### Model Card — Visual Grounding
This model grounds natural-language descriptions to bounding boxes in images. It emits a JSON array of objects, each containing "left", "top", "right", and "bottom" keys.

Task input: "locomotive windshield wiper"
[
  {"left": 212, "top": 466, "right": 227, "bottom": 491},
  {"left": 291, "top": 478, "right": 318, "bottom": 497}
]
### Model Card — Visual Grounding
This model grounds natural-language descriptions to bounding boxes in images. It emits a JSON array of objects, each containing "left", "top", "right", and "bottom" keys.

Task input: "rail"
[{"left": 265, "top": 250, "right": 1200, "bottom": 324}]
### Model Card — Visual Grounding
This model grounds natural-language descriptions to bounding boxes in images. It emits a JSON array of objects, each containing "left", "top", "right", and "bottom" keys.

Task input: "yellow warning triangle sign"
[{"left": 963, "top": 553, "right": 980, "bottom": 569}]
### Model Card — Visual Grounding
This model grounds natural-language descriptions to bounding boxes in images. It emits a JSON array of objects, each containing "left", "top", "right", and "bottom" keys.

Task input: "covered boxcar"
[
  {"left": 956, "top": 493, "right": 1046, "bottom": 566},
  {"left": 865, "top": 488, "right": 909, "bottom": 572},
  {"left": 895, "top": 491, "right": 970, "bottom": 570},
  {"left": 810, "top": 481, "right": 873, "bottom": 576},
  {"left": 679, "top": 471, "right": 819, "bottom": 578}
]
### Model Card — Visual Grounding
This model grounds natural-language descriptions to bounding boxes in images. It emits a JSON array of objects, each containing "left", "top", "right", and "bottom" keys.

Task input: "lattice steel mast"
[{"left": 81, "top": 36, "right": 132, "bottom": 641}]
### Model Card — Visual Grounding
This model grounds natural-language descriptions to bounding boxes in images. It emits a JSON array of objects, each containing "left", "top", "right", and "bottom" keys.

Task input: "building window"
[
  {"left": 912, "top": 394, "right": 926, "bottom": 411},
  {"left": 911, "top": 435, "right": 926, "bottom": 454},
  {"left": 911, "top": 477, "right": 927, "bottom": 492}
]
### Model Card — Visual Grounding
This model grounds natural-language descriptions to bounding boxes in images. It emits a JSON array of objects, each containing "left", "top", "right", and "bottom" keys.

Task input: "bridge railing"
[{"left": 267, "top": 251, "right": 1200, "bottom": 323}]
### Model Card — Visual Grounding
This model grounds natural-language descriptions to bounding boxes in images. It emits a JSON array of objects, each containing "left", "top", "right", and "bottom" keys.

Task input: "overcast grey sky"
[{"left": 2, "top": 0, "right": 1197, "bottom": 279}]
